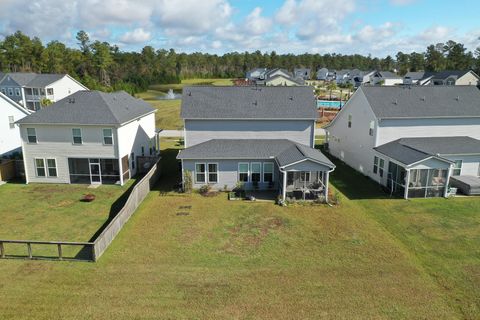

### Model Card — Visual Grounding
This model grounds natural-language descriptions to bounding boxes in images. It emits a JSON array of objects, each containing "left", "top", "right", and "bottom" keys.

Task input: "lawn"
[{"left": 1, "top": 138, "right": 479, "bottom": 319}]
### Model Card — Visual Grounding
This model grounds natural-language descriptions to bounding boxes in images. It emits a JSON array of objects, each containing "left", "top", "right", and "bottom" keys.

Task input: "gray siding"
[
  {"left": 185, "top": 119, "right": 315, "bottom": 147},
  {"left": 443, "top": 155, "right": 480, "bottom": 176},
  {"left": 182, "top": 159, "right": 279, "bottom": 190}
]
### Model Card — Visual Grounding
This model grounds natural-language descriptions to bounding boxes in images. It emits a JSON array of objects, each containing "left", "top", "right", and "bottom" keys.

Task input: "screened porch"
[
  {"left": 283, "top": 171, "right": 329, "bottom": 201},
  {"left": 68, "top": 158, "right": 121, "bottom": 185}
]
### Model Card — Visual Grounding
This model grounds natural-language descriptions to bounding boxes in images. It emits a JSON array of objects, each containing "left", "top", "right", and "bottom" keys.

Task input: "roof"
[
  {"left": 361, "top": 85, "right": 480, "bottom": 119},
  {"left": 374, "top": 136, "right": 480, "bottom": 165},
  {"left": 265, "top": 74, "right": 305, "bottom": 85},
  {"left": 432, "top": 70, "right": 477, "bottom": 80},
  {"left": 404, "top": 71, "right": 426, "bottom": 80},
  {"left": 265, "top": 68, "right": 293, "bottom": 78},
  {"left": 376, "top": 71, "right": 401, "bottom": 79},
  {"left": 180, "top": 86, "right": 317, "bottom": 120},
  {"left": 177, "top": 139, "right": 335, "bottom": 168},
  {"left": 1, "top": 73, "right": 37, "bottom": 86},
  {"left": 17, "top": 90, "right": 155, "bottom": 126},
  {"left": 26, "top": 74, "right": 66, "bottom": 87},
  {"left": 0, "top": 72, "right": 5, "bottom": 82}
]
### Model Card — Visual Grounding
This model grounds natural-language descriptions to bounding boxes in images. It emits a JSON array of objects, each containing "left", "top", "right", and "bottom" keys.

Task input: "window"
[
  {"left": 8, "top": 88, "right": 13, "bottom": 96},
  {"left": 1, "top": 88, "right": 5, "bottom": 95},
  {"left": 15, "top": 88, "right": 21, "bottom": 96},
  {"left": 35, "top": 158, "right": 46, "bottom": 177},
  {"left": 141, "top": 146, "right": 145, "bottom": 156},
  {"left": 251, "top": 163, "right": 261, "bottom": 182},
  {"left": 27, "top": 128, "right": 37, "bottom": 143},
  {"left": 373, "top": 156, "right": 378, "bottom": 174},
  {"left": 46, "top": 159, "right": 57, "bottom": 177},
  {"left": 208, "top": 163, "right": 218, "bottom": 183},
  {"left": 72, "top": 128, "right": 82, "bottom": 144},
  {"left": 8, "top": 116, "right": 14, "bottom": 129},
  {"left": 103, "top": 128, "right": 113, "bottom": 145},
  {"left": 238, "top": 163, "right": 249, "bottom": 182},
  {"left": 40, "top": 88, "right": 45, "bottom": 95},
  {"left": 453, "top": 160, "right": 462, "bottom": 176},
  {"left": 131, "top": 152, "right": 135, "bottom": 169},
  {"left": 369, "top": 121, "right": 375, "bottom": 136},
  {"left": 300, "top": 171, "right": 311, "bottom": 182},
  {"left": 348, "top": 114, "right": 352, "bottom": 128},
  {"left": 47, "top": 88, "right": 54, "bottom": 95},
  {"left": 195, "top": 163, "right": 206, "bottom": 183},
  {"left": 379, "top": 158, "right": 385, "bottom": 177},
  {"left": 263, "top": 163, "right": 274, "bottom": 183}
]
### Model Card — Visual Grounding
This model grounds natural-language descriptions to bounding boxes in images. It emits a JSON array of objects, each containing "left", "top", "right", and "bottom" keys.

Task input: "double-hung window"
[
  {"left": 103, "top": 128, "right": 113, "bottom": 145},
  {"left": 8, "top": 116, "right": 14, "bottom": 129},
  {"left": 47, "top": 88, "right": 54, "bottom": 95},
  {"left": 452, "top": 160, "right": 462, "bottom": 176},
  {"left": 263, "top": 163, "right": 274, "bottom": 183},
  {"left": 15, "top": 88, "right": 21, "bottom": 96},
  {"left": 369, "top": 121, "right": 374, "bottom": 136},
  {"left": 195, "top": 163, "right": 206, "bottom": 183},
  {"left": 373, "top": 156, "right": 379, "bottom": 174},
  {"left": 8, "top": 88, "right": 13, "bottom": 96},
  {"left": 27, "top": 128, "right": 37, "bottom": 143},
  {"left": 238, "top": 163, "right": 249, "bottom": 182},
  {"left": 72, "top": 128, "right": 82, "bottom": 144},
  {"left": 208, "top": 163, "right": 218, "bottom": 183},
  {"left": 131, "top": 152, "right": 135, "bottom": 169},
  {"left": 46, "top": 159, "right": 57, "bottom": 177},
  {"left": 379, "top": 158, "right": 385, "bottom": 177},
  {"left": 35, "top": 159, "right": 46, "bottom": 177},
  {"left": 348, "top": 114, "right": 352, "bottom": 128},
  {"left": 251, "top": 163, "right": 261, "bottom": 182}
]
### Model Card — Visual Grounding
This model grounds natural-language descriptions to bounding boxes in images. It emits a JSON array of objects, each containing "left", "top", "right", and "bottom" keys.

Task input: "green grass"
[{"left": 1, "top": 138, "right": 479, "bottom": 318}]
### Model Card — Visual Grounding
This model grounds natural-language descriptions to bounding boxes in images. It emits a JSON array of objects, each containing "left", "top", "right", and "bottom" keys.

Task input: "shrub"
[
  {"left": 183, "top": 170, "right": 193, "bottom": 193},
  {"left": 199, "top": 184, "right": 211, "bottom": 196}
]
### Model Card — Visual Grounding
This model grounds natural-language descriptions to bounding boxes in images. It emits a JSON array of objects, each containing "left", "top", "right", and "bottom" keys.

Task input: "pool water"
[{"left": 317, "top": 100, "right": 345, "bottom": 109}]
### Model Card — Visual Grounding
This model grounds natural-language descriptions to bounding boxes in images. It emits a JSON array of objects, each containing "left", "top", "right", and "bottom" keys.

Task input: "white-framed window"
[
  {"left": 40, "top": 88, "right": 45, "bottom": 95},
  {"left": 373, "top": 156, "right": 378, "bottom": 174},
  {"left": 208, "top": 163, "right": 218, "bottom": 183},
  {"left": 379, "top": 158, "right": 385, "bottom": 177},
  {"left": 131, "top": 152, "right": 135, "bottom": 169},
  {"left": 8, "top": 88, "right": 13, "bottom": 96},
  {"left": 47, "top": 88, "right": 54, "bottom": 95},
  {"left": 35, "top": 158, "right": 46, "bottom": 177},
  {"left": 263, "top": 163, "right": 274, "bottom": 183},
  {"left": 0, "top": 88, "right": 5, "bottom": 95},
  {"left": 300, "top": 171, "right": 311, "bottom": 182},
  {"left": 195, "top": 163, "right": 206, "bottom": 183},
  {"left": 15, "top": 88, "right": 21, "bottom": 96},
  {"left": 251, "top": 162, "right": 261, "bottom": 182},
  {"left": 369, "top": 120, "right": 375, "bottom": 136},
  {"left": 8, "top": 116, "right": 14, "bottom": 129},
  {"left": 72, "top": 128, "right": 82, "bottom": 144},
  {"left": 452, "top": 160, "right": 462, "bottom": 176},
  {"left": 348, "top": 114, "right": 352, "bottom": 128},
  {"left": 238, "top": 163, "right": 249, "bottom": 182},
  {"left": 102, "top": 128, "right": 113, "bottom": 145},
  {"left": 27, "top": 128, "right": 37, "bottom": 143},
  {"left": 46, "top": 159, "right": 57, "bottom": 177}
]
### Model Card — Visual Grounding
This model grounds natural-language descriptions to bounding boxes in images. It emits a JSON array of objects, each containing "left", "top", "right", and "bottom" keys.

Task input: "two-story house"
[
  {"left": 325, "top": 86, "right": 480, "bottom": 198},
  {"left": 370, "top": 71, "right": 403, "bottom": 86},
  {"left": 294, "top": 68, "right": 311, "bottom": 80},
  {"left": 0, "top": 73, "right": 88, "bottom": 111},
  {"left": 176, "top": 86, "right": 335, "bottom": 202},
  {"left": 17, "top": 91, "right": 158, "bottom": 185},
  {"left": 0, "top": 92, "right": 31, "bottom": 156}
]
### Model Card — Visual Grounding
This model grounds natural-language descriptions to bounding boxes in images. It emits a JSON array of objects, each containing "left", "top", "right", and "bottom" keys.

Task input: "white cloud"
[
  {"left": 245, "top": 7, "right": 272, "bottom": 36},
  {"left": 390, "top": 0, "right": 417, "bottom": 5},
  {"left": 120, "top": 28, "right": 152, "bottom": 44}
]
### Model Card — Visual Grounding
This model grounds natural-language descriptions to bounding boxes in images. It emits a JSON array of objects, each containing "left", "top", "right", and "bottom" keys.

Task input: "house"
[
  {"left": 0, "top": 92, "right": 31, "bottom": 156},
  {"left": 16, "top": 91, "right": 159, "bottom": 185},
  {"left": 325, "top": 86, "right": 480, "bottom": 199},
  {"left": 294, "top": 68, "right": 311, "bottom": 80},
  {"left": 0, "top": 73, "right": 88, "bottom": 111},
  {"left": 265, "top": 74, "right": 304, "bottom": 86},
  {"left": 430, "top": 70, "right": 480, "bottom": 86},
  {"left": 403, "top": 71, "right": 435, "bottom": 85},
  {"left": 177, "top": 86, "right": 335, "bottom": 201},
  {"left": 352, "top": 70, "right": 375, "bottom": 87},
  {"left": 370, "top": 71, "right": 403, "bottom": 86},
  {"left": 335, "top": 70, "right": 351, "bottom": 85},
  {"left": 246, "top": 68, "right": 267, "bottom": 81},
  {"left": 316, "top": 68, "right": 329, "bottom": 81}
]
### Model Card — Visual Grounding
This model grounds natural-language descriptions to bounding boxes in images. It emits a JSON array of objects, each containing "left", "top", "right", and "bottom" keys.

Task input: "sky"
[{"left": 0, "top": 0, "right": 479, "bottom": 57}]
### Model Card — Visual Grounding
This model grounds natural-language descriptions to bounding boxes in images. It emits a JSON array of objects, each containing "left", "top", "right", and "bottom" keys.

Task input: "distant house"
[
  {"left": 430, "top": 70, "right": 480, "bottom": 86},
  {"left": 326, "top": 86, "right": 480, "bottom": 199},
  {"left": 265, "top": 74, "right": 304, "bottom": 86},
  {"left": 0, "top": 73, "right": 88, "bottom": 111},
  {"left": 177, "top": 86, "right": 335, "bottom": 202},
  {"left": 370, "top": 71, "right": 403, "bottom": 86},
  {"left": 335, "top": 70, "right": 351, "bottom": 85},
  {"left": 246, "top": 68, "right": 267, "bottom": 81},
  {"left": 17, "top": 91, "right": 158, "bottom": 185},
  {"left": 316, "top": 68, "right": 329, "bottom": 81},
  {"left": 294, "top": 68, "right": 311, "bottom": 80},
  {"left": 403, "top": 71, "right": 435, "bottom": 85},
  {"left": 0, "top": 92, "right": 30, "bottom": 156},
  {"left": 264, "top": 68, "right": 293, "bottom": 80},
  {"left": 352, "top": 70, "right": 375, "bottom": 87}
]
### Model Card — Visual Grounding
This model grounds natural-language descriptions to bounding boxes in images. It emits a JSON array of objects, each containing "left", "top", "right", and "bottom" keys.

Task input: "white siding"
[
  {"left": 46, "top": 75, "right": 87, "bottom": 102},
  {"left": 266, "top": 76, "right": 300, "bottom": 86},
  {"left": 185, "top": 119, "right": 315, "bottom": 148},
  {"left": 456, "top": 72, "right": 479, "bottom": 86},
  {"left": 443, "top": 155, "right": 480, "bottom": 176},
  {"left": 0, "top": 95, "right": 28, "bottom": 156}
]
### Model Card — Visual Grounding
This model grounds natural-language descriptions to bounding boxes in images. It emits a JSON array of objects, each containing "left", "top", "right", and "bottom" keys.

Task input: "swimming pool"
[{"left": 317, "top": 100, "right": 345, "bottom": 109}]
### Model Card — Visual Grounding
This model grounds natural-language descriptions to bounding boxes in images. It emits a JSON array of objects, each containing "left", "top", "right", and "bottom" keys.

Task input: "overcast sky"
[{"left": 1, "top": 0, "right": 479, "bottom": 57}]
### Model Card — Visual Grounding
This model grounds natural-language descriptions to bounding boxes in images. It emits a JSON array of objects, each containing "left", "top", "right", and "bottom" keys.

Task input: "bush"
[{"left": 183, "top": 170, "right": 193, "bottom": 193}]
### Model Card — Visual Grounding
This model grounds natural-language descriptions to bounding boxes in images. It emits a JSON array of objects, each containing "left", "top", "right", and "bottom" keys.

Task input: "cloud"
[
  {"left": 390, "top": 0, "right": 417, "bottom": 5},
  {"left": 120, "top": 28, "right": 152, "bottom": 44},
  {"left": 244, "top": 7, "right": 272, "bottom": 36}
]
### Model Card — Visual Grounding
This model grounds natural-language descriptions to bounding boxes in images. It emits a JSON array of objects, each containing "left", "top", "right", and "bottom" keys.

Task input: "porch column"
[
  {"left": 324, "top": 171, "right": 330, "bottom": 202},
  {"left": 444, "top": 164, "right": 453, "bottom": 198},
  {"left": 403, "top": 169, "right": 410, "bottom": 200},
  {"left": 282, "top": 171, "right": 287, "bottom": 201},
  {"left": 118, "top": 157, "right": 124, "bottom": 186}
]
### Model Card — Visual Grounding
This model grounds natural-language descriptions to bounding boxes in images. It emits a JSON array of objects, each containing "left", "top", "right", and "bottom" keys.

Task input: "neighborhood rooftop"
[
  {"left": 0, "top": 72, "right": 68, "bottom": 87},
  {"left": 16, "top": 90, "right": 155, "bottom": 125},
  {"left": 361, "top": 85, "right": 480, "bottom": 119},
  {"left": 180, "top": 86, "right": 317, "bottom": 119},
  {"left": 177, "top": 139, "right": 334, "bottom": 168},
  {"left": 374, "top": 136, "right": 480, "bottom": 165}
]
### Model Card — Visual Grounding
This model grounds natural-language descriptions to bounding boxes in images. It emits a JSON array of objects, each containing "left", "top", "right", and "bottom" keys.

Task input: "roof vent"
[
  {"left": 393, "top": 99, "right": 398, "bottom": 105},
  {"left": 253, "top": 100, "right": 258, "bottom": 106},
  {"left": 68, "top": 98, "right": 75, "bottom": 104},
  {"left": 188, "top": 91, "right": 192, "bottom": 96},
  {"left": 289, "top": 96, "right": 293, "bottom": 100},
  {"left": 455, "top": 95, "right": 460, "bottom": 101},
  {"left": 421, "top": 96, "right": 426, "bottom": 101}
]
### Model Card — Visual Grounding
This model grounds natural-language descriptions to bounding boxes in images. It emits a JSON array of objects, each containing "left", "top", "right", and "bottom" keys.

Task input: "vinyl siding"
[
  {"left": 45, "top": 76, "right": 87, "bottom": 102},
  {"left": 0, "top": 97, "right": 28, "bottom": 156},
  {"left": 443, "top": 155, "right": 480, "bottom": 176},
  {"left": 456, "top": 73, "right": 479, "bottom": 86}
]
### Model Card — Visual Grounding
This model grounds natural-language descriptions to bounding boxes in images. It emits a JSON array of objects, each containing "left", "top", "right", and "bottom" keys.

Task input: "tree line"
[{"left": 1, "top": 30, "right": 479, "bottom": 94}]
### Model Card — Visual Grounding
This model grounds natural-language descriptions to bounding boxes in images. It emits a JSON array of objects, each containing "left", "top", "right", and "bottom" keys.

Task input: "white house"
[
  {"left": 0, "top": 92, "right": 31, "bottom": 156},
  {"left": 370, "top": 71, "right": 403, "bottom": 86},
  {"left": 17, "top": 91, "right": 158, "bottom": 185},
  {"left": 265, "top": 74, "right": 304, "bottom": 86},
  {"left": 0, "top": 73, "right": 88, "bottom": 111},
  {"left": 325, "top": 86, "right": 480, "bottom": 198},
  {"left": 430, "top": 70, "right": 480, "bottom": 86}
]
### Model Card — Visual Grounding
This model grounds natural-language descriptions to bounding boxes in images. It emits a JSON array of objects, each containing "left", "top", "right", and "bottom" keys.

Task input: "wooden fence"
[
  {"left": 0, "top": 159, "right": 161, "bottom": 262},
  {"left": 0, "top": 160, "right": 16, "bottom": 181}
]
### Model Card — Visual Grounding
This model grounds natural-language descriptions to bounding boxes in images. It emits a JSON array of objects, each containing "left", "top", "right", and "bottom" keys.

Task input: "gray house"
[
  {"left": 177, "top": 86, "right": 335, "bottom": 201},
  {"left": 294, "top": 68, "right": 311, "bottom": 80}
]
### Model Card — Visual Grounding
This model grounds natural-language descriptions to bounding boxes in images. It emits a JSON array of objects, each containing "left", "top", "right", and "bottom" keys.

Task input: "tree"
[
  {"left": 76, "top": 30, "right": 90, "bottom": 55},
  {"left": 326, "top": 82, "right": 337, "bottom": 100},
  {"left": 425, "top": 44, "right": 446, "bottom": 71},
  {"left": 91, "top": 41, "right": 113, "bottom": 86}
]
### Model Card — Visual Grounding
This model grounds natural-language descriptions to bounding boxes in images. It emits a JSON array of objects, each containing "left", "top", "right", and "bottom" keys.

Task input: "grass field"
[
  {"left": 137, "top": 78, "right": 234, "bottom": 130},
  {"left": 0, "top": 138, "right": 479, "bottom": 319}
]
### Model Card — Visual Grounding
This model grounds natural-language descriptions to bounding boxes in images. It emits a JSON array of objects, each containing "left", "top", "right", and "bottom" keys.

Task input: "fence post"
[
  {"left": 57, "top": 244, "right": 63, "bottom": 261},
  {"left": 27, "top": 243, "right": 32, "bottom": 259},
  {"left": 0, "top": 242, "right": 4, "bottom": 258}
]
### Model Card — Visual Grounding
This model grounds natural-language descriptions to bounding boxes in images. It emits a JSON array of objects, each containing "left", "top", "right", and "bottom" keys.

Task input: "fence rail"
[{"left": 0, "top": 158, "right": 161, "bottom": 262}]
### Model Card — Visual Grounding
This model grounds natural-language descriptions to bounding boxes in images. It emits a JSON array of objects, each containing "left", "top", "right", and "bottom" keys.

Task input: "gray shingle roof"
[
  {"left": 361, "top": 86, "right": 480, "bottom": 119},
  {"left": 17, "top": 90, "right": 155, "bottom": 126},
  {"left": 177, "top": 139, "right": 334, "bottom": 168},
  {"left": 432, "top": 70, "right": 477, "bottom": 80},
  {"left": 265, "top": 74, "right": 305, "bottom": 85},
  {"left": 1, "top": 73, "right": 37, "bottom": 86},
  {"left": 181, "top": 86, "right": 317, "bottom": 119},
  {"left": 377, "top": 71, "right": 401, "bottom": 79},
  {"left": 0, "top": 72, "right": 5, "bottom": 82},
  {"left": 26, "top": 74, "right": 66, "bottom": 87},
  {"left": 374, "top": 136, "right": 480, "bottom": 165}
]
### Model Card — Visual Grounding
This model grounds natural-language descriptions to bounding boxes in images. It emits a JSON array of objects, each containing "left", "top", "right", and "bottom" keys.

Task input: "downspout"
[{"left": 325, "top": 167, "right": 335, "bottom": 206}]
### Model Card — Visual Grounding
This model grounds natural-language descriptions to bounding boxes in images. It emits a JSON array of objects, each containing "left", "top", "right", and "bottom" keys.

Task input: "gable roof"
[
  {"left": 375, "top": 71, "right": 401, "bottom": 79},
  {"left": 180, "top": 86, "right": 317, "bottom": 120},
  {"left": 26, "top": 74, "right": 66, "bottom": 87},
  {"left": 0, "top": 92, "right": 31, "bottom": 115},
  {"left": 265, "top": 68, "right": 293, "bottom": 79},
  {"left": 265, "top": 74, "right": 305, "bottom": 85},
  {"left": 17, "top": 90, "right": 155, "bottom": 126},
  {"left": 177, "top": 139, "right": 335, "bottom": 168},
  {"left": 361, "top": 85, "right": 480, "bottom": 119},
  {"left": 1, "top": 73, "right": 37, "bottom": 86},
  {"left": 375, "top": 136, "right": 480, "bottom": 165},
  {"left": 0, "top": 72, "right": 5, "bottom": 82},
  {"left": 432, "top": 70, "right": 478, "bottom": 81}
]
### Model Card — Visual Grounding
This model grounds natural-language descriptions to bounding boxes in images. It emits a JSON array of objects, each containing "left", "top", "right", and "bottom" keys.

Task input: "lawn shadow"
[{"left": 151, "top": 147, "right": 182, "bottom": 193}]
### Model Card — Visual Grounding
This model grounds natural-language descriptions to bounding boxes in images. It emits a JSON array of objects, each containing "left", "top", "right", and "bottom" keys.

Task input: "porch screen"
[{"left": 408, "top": 169, "right": 447, "bottom": 198}]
